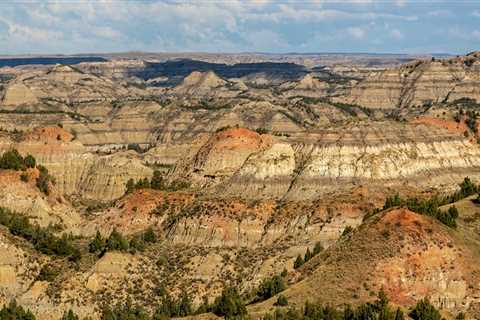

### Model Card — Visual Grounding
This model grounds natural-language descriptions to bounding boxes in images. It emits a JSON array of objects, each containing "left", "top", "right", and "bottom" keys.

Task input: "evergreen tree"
[
  {"left": 125, "top": 178, "right": 135, "bottom": 194},
  {"left": 304, "top": 248, "right": 313, "bottom": 262},
  {"left": 89, "top": 230, "right": 106, "bottom": 253},
  {"left": 106, "top": 228, "right": 129, "bottom": 251},
  {"left": 313, "top": 242, "right": 323, "bottom": 255},
  {"left": 61, "top": 310, "right": 79, "bottom": 320},
  {"left": 151, "top": 170, "right": 164, "bottom": 190},
  {"left": 0, "top": 300, "right": 36, "bottom": 320},
  {"left": 294, "top": 255, "right": 304, "bottom": 269},
  {"left": 212, "top": 287, "right": 247, "bottom": 319},
  {"left": 257, "top": 275, "right": 286, "bottom": 301},
  {"left": 409, "top": 298, "right": 441, "bottom": 320},
  {"left": 177, "top": 291, "right": 193, "bottom": 317},
  {"left": 143, "top": 227, "right": 157, "bottom": 243},
  {"left": 395, "top": 308, "right": 405, "bottom": 320},
  {"left": 0, "top": 149, "right": 25, "bottom": 170},
  {"left": 24, "top": 155, "right": 36, "bottom": 168}
]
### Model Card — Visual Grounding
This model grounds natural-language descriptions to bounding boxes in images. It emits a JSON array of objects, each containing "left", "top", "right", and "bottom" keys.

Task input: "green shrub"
[
  {"left": 212, "top": 287, "right": 247, "bottom": 319},
  {"left": 36, "top": 165, "right": 55, "bottom": 195},
  {"left": 409, "top": 298, "right": 441, "bottom": 320},
  {"left": 0, "top": 207, "right": 78, "bottom": 257},
  {"left": 0, "top": 149, "right": 25, "bottom": 170},
  {"left": 106, "top": 228, "right": 129, "bottom": 251},
  {"left": 153, "top": 290, "right": 193, "bottom": 318},
  {"left": 24, "top": 155, "right": 36, "bottom": 168},
  {"left": 37, "top": 265, "right": 60, "bottom": 282},
  {"left": 0, "top": 300, "right": 35, "bottom": 320},
  {"left": 275, "top": 295, "right": 288, "bottom": 306},
  {"left": 89, "top": 230, "right": 106, "bottom": 253},
  {"left": 61, "top": 310, "right": 79, "bottom": 320},
  {"left": 143, "top": 227, "right": 157, "bottom": 243},
  {"left": 293, "top": 255, "right": 304, "bottom": 269},
  {"left": 257, "top": 275, "right": 286, "bottom": 301},
  {"left": 20, "top": 172, "right": 29, "bottom": 182}
]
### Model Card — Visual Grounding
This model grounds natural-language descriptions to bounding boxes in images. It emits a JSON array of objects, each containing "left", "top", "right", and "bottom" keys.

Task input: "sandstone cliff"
[
  {"left": 249, "top": 208, "right": 480, "bottom": 316},
  {"left": 343, "top": 51, "right": 480, "bottom": 109},
  {"left": 0, "top": 127, "right": 152, "bottom": 201},
  {"left": 169, "top": 123, "right": 480, "bottom": 200}
]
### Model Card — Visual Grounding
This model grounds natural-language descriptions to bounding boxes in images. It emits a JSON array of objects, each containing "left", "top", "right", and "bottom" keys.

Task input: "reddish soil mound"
[
  {"left": 411, "top": 117, "right": 468, "bottom": 136},
  {"left": 213, "top": 128, "right": 268, "bottom": 151},
  {"left": 122, "top": 189, "right": 195, "bottom": 216},
  {"left": 250, "top": 208, "right": 478, "bottom": 316},
  {"left": 23, "top": 126, "right": 73, "bottom": 142}
]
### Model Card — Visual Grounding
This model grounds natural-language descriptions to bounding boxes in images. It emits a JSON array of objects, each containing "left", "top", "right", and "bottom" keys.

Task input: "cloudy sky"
[{"left": 0, "top": 0, "right": 478, "bottom": 55}]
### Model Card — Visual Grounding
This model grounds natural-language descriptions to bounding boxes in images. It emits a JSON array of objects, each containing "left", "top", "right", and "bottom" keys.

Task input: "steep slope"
[
  {"left": 173, "top": 71, "right": 227, "bottom": 96},
  {"left": 280, "top": 74, "right": 329, "bottom": 98},
  {"left": 250, "top": 208, "right": 480, "bottom": 317},
  {"left": 0, "top": 127, "right": 152, "bottom": 201},
  {"left": 171, "top": 127, "right": 272, "bottom": 187},
  {"left": 169, "top": 122, "right": 480, "bottom": 200},
  {"left": 0, "top": 64, "right": 144, "bottom": 111},
  {"left": 344, "top": 51, "right": 480, "bottom": 109}
]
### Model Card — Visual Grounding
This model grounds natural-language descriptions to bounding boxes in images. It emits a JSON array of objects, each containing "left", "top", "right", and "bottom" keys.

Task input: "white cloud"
[
  {"left": 245, "top": 29, "right": 288, "bottom": 51},
  {"left": 473, "top": 30, "right": 480, "bottom": 40},
  {"left": 473, "top": 10, "right": 480, "bottom": 17},
  {"left": 428, "top": 10, "right": 452, "bottom": 18},
  {"left": 390, "top": 29, "right": 404, "bottom": 40},
  {"left": 347, "top": 26, "right": 367, "bottom": 39},
  {"left": 92, "top": 26, "right": 122, "bottom": 40}
]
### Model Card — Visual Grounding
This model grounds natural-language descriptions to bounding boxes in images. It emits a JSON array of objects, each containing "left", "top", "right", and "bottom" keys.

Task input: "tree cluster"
[
  {"left": 125, "top": 171, "right": 190, "bottom": 195},
  {"left": 256, "top": 275, "right": 286, "bottom": 302},
  {"left": 0, "top": 149, "right": 57, "bottom": 195},
  {"left": 102, "top": 302, "right": 150, "bottom": 320},
  {"left": 0, "top": 300, "right": 35, "bottom": 320},
  {"left": 294, "top": 242, "right": 323, "bottom": 269},
  {"left": 380, "top": 177, "right": 478, "bottom": 228},
  {"left": 153, "top": 290, "right": 193, "bottom": 319},
  {"left": 263, "top": 289, "right": 406, "bottom": 320},
  {"left": 211, "top": 287, "right": 248, "bottom": 320},
  {"left": 409, "top": 298, "right": 441, "bottom": 320},
  {"left": 36, "top": 165, "right": 56, "bottom": 195},
  {"left": 89, "top": 227, "right": 157, "bottom": 255},
  {"left": 101, "top": 291, "right": 194, "bottom": 320},
  {"left": 0, "top": 149, "right": 35, "bottom": 171},
  {"left": 0, "top": 207, "right": 79, "bottom": 260}
]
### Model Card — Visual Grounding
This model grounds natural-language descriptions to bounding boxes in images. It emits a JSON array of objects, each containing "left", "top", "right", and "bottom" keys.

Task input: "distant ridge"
[{"left": 0, "top": 56, "right": 108, "bottom": 68}]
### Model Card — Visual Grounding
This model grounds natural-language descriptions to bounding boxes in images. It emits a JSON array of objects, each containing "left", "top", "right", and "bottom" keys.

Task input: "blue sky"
[{"left": 0, "top": 0, "right": 479, "bottom": 55}]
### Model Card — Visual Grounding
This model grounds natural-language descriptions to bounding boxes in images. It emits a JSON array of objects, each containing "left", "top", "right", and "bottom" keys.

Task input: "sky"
[{"left": 0, "top": 0, "right": 479, "bottom": 55}]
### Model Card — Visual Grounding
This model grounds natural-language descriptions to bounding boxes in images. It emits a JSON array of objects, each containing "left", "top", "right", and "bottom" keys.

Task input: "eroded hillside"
[{"left": 0, "top": 51, "right": 479, "bottom": 319}]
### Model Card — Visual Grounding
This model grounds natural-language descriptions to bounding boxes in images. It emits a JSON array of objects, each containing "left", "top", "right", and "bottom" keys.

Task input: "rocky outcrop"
[
  {"left": 0, "top": 64, "right": 146, "bottom": 111},
  {"left": 0, "top": 232, "right": 40, "bottom": 306},
  {"left": 0, "top": 127, "right": 152, "bottom": 201},
  {"left": 173, "top": 71, "right": 227, "bottom": 96},
  {"left": 249, "top": 209, "right": 480, "bottom": 315},
  {"left": 280, "top": 74, "right": 329, "bottom": 98},
  {"left": 168, "top": 122, "right": 480, "bottom": 200},
  {"left": 343, "top": 51, "right": 480, "bottom": 109},
  {"left": 172, "top": 128, "right": 272, "bottom": 187}
]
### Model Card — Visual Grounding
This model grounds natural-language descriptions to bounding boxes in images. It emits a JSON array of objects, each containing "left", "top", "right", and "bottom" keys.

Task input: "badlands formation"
[{"left": 0, "top": 52, "right": 479, "bottom": 319}]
